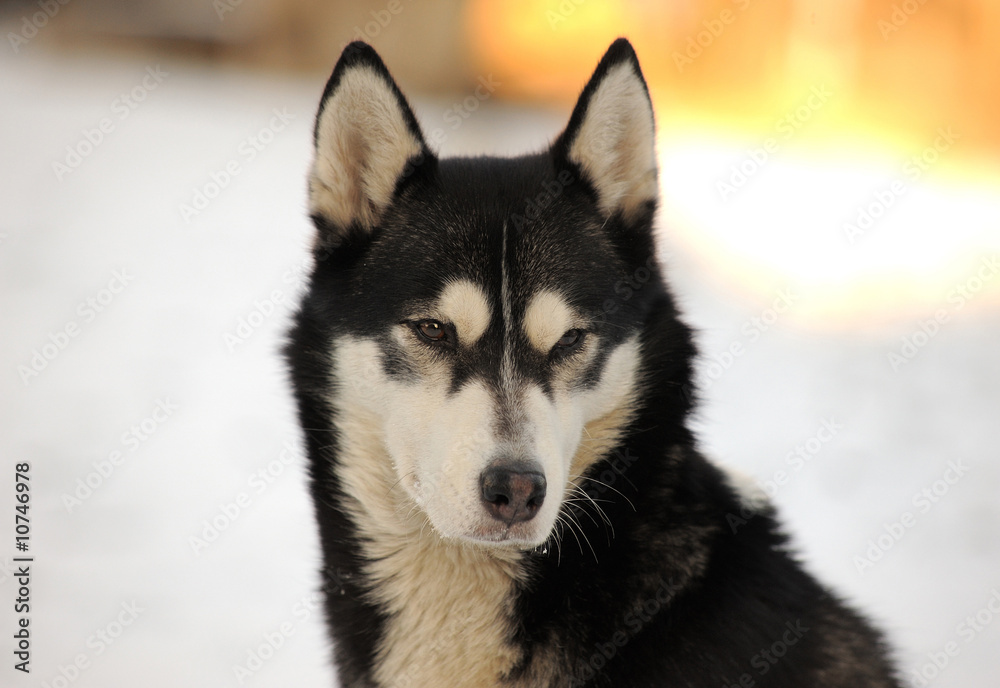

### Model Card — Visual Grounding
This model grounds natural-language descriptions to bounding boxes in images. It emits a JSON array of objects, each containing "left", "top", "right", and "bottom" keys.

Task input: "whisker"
[
  {"left": 558, "top": 511, "right": 586, "bottom": 557},
  {"left": 567, "top": 490, "right": 614, "bottom": 534},
  {"left": 385, "top": 471, "right": 412, "bottom": 498},
  {"left": 575, "top": 475, "right": 637, "bottom": 512},
  {"left": 560, "top": 507, "right": 600, "bottom": 563}
]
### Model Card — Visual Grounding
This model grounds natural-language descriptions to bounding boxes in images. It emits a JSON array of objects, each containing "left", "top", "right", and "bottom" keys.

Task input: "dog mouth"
[
  {"left": 462, "top": 514, "right": 574, "bottom": 558},
  {"left": 462, "top": 521, "right": 551, "bottom": 549},
  {"left": 461, "top": 531, "right": 547, "bottom": 552}
]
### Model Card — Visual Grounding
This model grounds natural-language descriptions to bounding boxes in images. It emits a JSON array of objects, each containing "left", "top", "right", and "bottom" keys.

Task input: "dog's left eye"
[{"left": 554, "top": 329, "right": 583, "bottom": 350}]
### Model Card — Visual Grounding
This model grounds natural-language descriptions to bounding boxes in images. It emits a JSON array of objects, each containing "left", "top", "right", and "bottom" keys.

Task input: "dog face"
[{"left": 305, "top": 40, "right": 661, "bottom": 548}]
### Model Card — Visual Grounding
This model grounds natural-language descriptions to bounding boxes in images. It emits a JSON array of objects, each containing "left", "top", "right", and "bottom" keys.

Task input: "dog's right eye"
[{"left": 415, "top": 320, "right": 448, "bottom": 344}]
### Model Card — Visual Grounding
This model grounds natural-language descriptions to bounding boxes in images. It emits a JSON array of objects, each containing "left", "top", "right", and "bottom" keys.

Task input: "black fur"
[{"left": 285, "top": 39, "right": 901, "bottom": 687}]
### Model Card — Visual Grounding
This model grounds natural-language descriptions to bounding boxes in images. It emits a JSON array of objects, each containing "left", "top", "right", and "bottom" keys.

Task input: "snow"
[{"left": 1, "top": 47, "right": 998, "bottom": 687}]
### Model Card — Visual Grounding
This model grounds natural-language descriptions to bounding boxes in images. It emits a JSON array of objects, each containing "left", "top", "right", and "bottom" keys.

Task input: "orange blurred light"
[{"left": 463, "top": 0, "right": 1000, "bottom": 329}]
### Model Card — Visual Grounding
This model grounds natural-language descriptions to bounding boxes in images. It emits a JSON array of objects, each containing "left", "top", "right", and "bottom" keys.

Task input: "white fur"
[
  {"left": 309, "top": 67, "right": 422, "bottom": 230},
  {"left": 567, "top": 62, "right": 658, "bottom": 222}
]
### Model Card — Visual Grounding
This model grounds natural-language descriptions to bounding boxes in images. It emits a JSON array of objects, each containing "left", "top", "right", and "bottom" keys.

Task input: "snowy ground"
[{"left": 1, "top": 46, "right": 998, "bottom": 688}]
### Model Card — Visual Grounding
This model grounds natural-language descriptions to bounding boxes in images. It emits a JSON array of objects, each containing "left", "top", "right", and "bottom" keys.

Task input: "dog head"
[{"left": 304, "top": 39, "right": 663, "bottom": 548}]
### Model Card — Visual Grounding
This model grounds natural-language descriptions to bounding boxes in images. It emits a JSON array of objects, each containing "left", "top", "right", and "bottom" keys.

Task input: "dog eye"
[
  {"left": 415, "top": 320, "right": 448, "bottom": 343},
  {"left": 554, "top": 329, "right": 583, "bottom": 350}
]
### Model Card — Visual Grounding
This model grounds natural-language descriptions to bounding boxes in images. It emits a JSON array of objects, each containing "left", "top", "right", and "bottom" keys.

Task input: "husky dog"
[{"left": 286, "top": 38, "right": 900, "bottom": 687}]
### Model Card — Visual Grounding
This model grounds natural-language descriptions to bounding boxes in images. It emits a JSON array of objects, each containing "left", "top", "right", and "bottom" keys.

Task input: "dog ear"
[
  {"left": 553, "top": 38, "right": 658, "bottom": 223},
  {"left": 308, "top": 42, "right": 433, "bottom": 245}
]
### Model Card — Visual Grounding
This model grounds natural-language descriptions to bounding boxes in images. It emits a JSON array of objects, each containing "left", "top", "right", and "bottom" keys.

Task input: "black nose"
[{"left": 480, "top": 463, "right": 547, "bottom": 524}]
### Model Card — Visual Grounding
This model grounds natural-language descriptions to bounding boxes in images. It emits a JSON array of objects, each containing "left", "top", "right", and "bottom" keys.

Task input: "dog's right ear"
[
  {"left": 308, "top": 42, "right": 434, "bottom": 246},
  {"left": 552, "top": 39, "right": 658, "bottom": 226}
]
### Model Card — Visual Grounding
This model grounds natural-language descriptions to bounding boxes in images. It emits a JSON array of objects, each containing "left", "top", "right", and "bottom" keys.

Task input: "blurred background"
[{"left": 1, "top": 1, "right": 998, "bottom": 686}]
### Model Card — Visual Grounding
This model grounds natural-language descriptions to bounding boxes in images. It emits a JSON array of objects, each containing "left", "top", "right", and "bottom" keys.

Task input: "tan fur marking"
[
  {"left": 567, "top": 62, "right": 657, "bottom": 222},
  {"left": 567, "top": 338, "right": 643, "bottom": 481},
  {"left": 523, "top": 290, "right": 575, "bottom": 352},
  {"left": 569, "top": 404, "right": 637, "bottom": 481},
  {"left": 310, "top": 67, "right": 422, "bottom": 229},
  {"left": 438, "top": 280, "right": 492, "bottom": 346}
]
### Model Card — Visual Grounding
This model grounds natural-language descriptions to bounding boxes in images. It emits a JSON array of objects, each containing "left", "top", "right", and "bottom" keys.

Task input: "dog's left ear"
[{"left": 553, "top": 38, "right": 658, "bottom": 223}]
